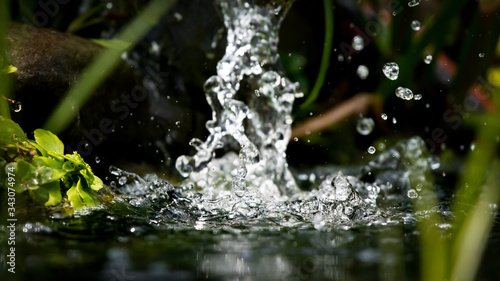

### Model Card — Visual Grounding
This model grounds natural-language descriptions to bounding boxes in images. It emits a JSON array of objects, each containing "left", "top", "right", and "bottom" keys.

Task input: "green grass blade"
[
  {"left": 43, "top": 0, "right": 177, "bottom": 133},
  {"left": 449, "top": 86, "right": 500, "bottom": 281},
  {"left": 299, "top": 0, "right": 333, "bottom": 110},
  {"left": 413, "top": 180, "right": 447, "bottom": 281},
  {"left": 0, "top": 0, "right": 11, "bottom": 119},
  {"left": 450, "top": 161, "right": 500, "bottom": 281}
]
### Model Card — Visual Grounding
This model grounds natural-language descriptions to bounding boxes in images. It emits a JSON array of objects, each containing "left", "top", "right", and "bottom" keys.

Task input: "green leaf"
[
  {"left": 0, "top": 65, "right": 17, "bottom": 74},
  {"left": 90, "top": 174, "right": 103, "bottom": 191},
  {"left": 41, "top": 181, "right": 62, "bottom": 206},
  {"left": 0, "top": 116, "right": 27, "bottom": 145},
  {"left": 66, "top": 181, "right": 84, "bottom": 209},
  {"left": 63, "top": 161, "right": 76, "bottom": 172},
  {"left": 34, "top": 129, "right": 64, "bottom": 154},
  {"left": 78, "top": 176, "right": 100, "bottom": 206},
  {"left": 0, "top": 156, "right": 6, "bottom": 186},
  {"left": 29, "top": 187, "right": 49, "bottom": 205},
  {"left": 66, "top": 176, "right": 100, "bottom": 209},
  {"left": 32, "top": 156, "right": 67, "bottom": 182},
  {"left": 9, "top": 160, "right": 37, "bottom": 193}
]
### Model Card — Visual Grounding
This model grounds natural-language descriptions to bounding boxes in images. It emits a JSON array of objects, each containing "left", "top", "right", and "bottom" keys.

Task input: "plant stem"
[
  {"left": 299, "top": 0, "right": 333, "bottom": 110},
  {"left": 0, "top": 0, "right": 11, "bottom": 119}
]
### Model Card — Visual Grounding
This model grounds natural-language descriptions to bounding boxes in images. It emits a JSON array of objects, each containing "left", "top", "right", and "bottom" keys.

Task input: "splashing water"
[
  {"left": 98, "top": 0, "right": 442, "bottom": 230},
  {"left": 152, "top": 0, "right": 441, "bottom": 228},
  {"left": 175, "top": 0, "right": 301, "bottom": 198}
]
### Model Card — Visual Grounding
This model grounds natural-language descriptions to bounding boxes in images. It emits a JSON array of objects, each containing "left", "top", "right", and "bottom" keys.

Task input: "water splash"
[
  {"left": 105, "top": 137, "right": 436, "bottom": 230},
  {"left": 96, "top": 1, "right": 442, "bottom": 230},
  {"left": 175, "top": 0, "right": 302, "bottom": 197}
]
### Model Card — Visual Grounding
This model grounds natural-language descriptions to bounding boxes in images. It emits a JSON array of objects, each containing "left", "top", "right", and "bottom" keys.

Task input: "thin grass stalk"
[
  {"left": 450, "top": 161, "right": 500, "bottom": 281},
  {"left": 449, "top": 87, "right": 500, "bottom": 280},
  {"left": 0, "top": 0, "right": 11, "bottom": 119},
  {"left": 300, "top": 0, "right": 333, "bottom": 110}
]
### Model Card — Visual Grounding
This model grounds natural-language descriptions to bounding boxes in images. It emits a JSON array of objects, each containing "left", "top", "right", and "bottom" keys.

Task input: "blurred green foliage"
[{"left": 0, "top": 117, "right": 103, "bottom": 208}]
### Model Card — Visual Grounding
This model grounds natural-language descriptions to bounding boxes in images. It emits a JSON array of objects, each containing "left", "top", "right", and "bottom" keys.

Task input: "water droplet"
[
  {"left": 175, "top": 121, "right": 181, "bottom": 127},
  {"left": 356, "top": 117, "right": 375, "bottom": 135},
  {"left": 173, "top": 12, "right": 183, "bottom": 22},
  {"left": 356, "top": 65, "right": 369, "bottom": 80},
  {"left": 254, "top": 89, "right": 260, "bottom": 97},
  {"left": 293, "top": 137, "right": 298, "bottom": 142},
  {"left": 470, "top": 143, "right": 476, "bottom": 151},
  {"left": 408, "top": 0, "right": 420, "bottom": 7},
  {"left": 3, "top": 97, "right": 22, "bottom": 112},
  {"left": 367, "top": 146, "right": 376, "bottom": 154},
  {"left": 424, "top": 55, "right": 433, "bottom": 64},
  {"left": 414, "top": 94, "right": 422, "bottom": 100},
  {"left": 352, "top": 35, "right": 364, "bottom": 51},
  {"left": 479, "top": 52, "right": 485, "bottom": 58},
  {"left": 118, "top": 176, "right": 127, "bottom": 186},
  {"left": 381, "top": 113, "right": 388, "bottom": 120},
  {"left": 378, "top": 142, "right": 386, "bottom": 150},
  {"left": 11, "top": 101, "right": 21, "bottom": 112},
  {"left": 382, "top": 62, "right": 399, "bottom": 80},
  {"left": 337, "top": 54, "right": 344, "bottom": 62},
  {"left": 392, "top": 117, "right": 397, "bottom": 124},
  {"left": 428, "top": 155, "right": 440, "bottom": 170},
  {"left": 411, "top": 20, "right": 421, "bottom": 31},
  {"left": 95, "top": 156, "right": 101, "bottom": 164},
  {"left": 407, "top": 189, "right": 418, "bottom": 198},
  {"left": 395, "top": 86, "right": 414, "bottom": 100}
]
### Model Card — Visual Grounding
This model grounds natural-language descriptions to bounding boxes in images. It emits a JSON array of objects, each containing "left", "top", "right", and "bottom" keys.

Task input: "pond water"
[{"left": 1, "top": 0, "right": 500, "bottom": 280}]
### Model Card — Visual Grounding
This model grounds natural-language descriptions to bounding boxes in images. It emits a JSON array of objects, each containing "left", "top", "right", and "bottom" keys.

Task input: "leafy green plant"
[{"left": 0, "top": 116, "right": 103, "bottom": 209}]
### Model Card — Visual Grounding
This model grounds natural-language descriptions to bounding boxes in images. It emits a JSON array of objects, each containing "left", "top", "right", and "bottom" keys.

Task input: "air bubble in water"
[
  {"left": 408, "top": 0, "right": 420, "bottom": 7},
  {"left": 356, "top": 65, "right": 369, "bottom": 80},
  {"left": 367, "top": 146, "right": 376, "bottom": 154},
  {"left": 337, "top": 54, "right": 344, "bottom": 62},
  {"left": 95, "top": 156, "right": 101, "bottom": 164},
  {"left": 414, "top": 94, "right": 422, "bottom": 100},
  {"left": 392, "top": 117, "right": 397, "bottom": 124},
  {"left": 479, "top": 53, "right": 485, "bottom": 58},
  {"left": 424, "top": 55, "right": 433, "bottom": 64},
  {"left": 381, "top": 113, "right": 388, "bottom": 120},
  {"left": 407, "top": 189, "right": 418, "bottom": 198},
  {"left": 356, "top": 117, "right": 375, "bottom": 135},
  {"left": 395, "top": 87, "right": 414, "bottom": 100},
  {"left": 352, "top": 35, "right": 364, "bottom": 51},
  {"left": 382, "top": 62, "right": 399, "bottom": 80},
  {"left": 411, "top": 20, "right": 421, "bottom": 31}
]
